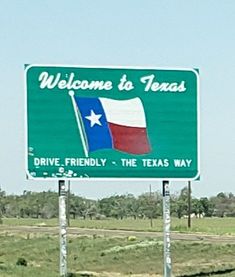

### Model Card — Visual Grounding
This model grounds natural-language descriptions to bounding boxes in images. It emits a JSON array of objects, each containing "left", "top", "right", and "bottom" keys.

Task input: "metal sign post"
[
  {"left": 59, "top": 180, "right": 67, "bottom": 277},
  {"left": 163, "top": 180, "right": 171, "bottom": 277},
  {"left": 67, "top": 181, "right": 71, "bottom": 227},
  {"left": 188, "top": 181, "right": 192, "bottom": 228},
  {"left": 25, "top": 65, "right": 200, "bottom": 277}
]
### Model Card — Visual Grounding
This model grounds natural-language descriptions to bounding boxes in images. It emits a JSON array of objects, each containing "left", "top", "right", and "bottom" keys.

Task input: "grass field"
[
  {"left": 2, "top": 217, "right": 235, "bottom": 235},
  {"left": 1, "top": 217, "right": 235, "bottom": 276},
  {"left": 0, "top": 233, "right": 235, "bottom": 276}
]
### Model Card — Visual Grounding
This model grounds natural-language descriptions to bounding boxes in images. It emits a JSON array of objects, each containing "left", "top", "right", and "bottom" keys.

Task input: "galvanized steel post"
[
  {"left": 59, "top": 180, "right": 67, "bottom": 276},
  {"left": 163, "top": 180, "right": 172, "bottom": 276}
]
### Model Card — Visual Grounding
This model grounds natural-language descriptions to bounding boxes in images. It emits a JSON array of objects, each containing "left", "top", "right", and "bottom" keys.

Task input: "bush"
[{"left": 16, "top": 257, "right": 27, "bottom": 266}]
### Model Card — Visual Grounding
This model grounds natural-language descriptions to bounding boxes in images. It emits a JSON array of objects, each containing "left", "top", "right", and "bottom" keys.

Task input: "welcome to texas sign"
[{"left": 25, "top": 65, "right": 200, "bottom": 180}]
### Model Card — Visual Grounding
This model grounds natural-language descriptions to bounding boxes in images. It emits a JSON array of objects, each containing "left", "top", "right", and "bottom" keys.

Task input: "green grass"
[
  {"left": 1, "top": 217, "right": 235, "bottom": 276},
  {"left": 1, "top": 218, "right": 58, "bottom": 227},
  {"left": 0, "top": 233, "right": 235, "bottom": 276},
  {"left": 0, "top": 234, "right": 59, "bottom": 276},
  {"left": 3, "top": 217, "right": 235, "bottom": 235}
]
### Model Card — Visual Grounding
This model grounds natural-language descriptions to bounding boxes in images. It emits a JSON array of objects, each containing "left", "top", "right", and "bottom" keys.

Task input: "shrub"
[{"left": 16, "top": 257, "right": 27, "bottom": 266}]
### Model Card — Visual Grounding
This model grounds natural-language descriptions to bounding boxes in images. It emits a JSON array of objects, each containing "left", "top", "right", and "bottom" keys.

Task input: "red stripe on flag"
[{"left": 108, "top": 123, "right": 151, "bottom": 155}]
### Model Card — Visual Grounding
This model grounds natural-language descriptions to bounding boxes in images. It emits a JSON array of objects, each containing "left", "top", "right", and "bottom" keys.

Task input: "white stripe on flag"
[{"left": 99, "top": 97, "right": 146, "bottom": 128}]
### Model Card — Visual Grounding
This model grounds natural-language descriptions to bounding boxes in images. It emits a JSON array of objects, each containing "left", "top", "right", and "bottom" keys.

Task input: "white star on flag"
[{"left": 85, "top": 110, "right": 102, "bottom": 127}]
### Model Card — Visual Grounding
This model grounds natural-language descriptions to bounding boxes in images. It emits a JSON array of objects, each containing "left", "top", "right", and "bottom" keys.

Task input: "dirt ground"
[{"left": 1, "top": 225, "right": 235, "bottom": 244}]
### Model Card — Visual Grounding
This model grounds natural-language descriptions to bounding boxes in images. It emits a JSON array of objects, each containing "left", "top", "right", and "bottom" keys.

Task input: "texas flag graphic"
[{"left": 73, "top": 96, "right": 151, "bottom": 155}]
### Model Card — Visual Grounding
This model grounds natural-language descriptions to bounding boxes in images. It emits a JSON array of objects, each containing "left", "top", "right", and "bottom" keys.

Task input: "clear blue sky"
[{"left": 0, "top": 1, "right": 234, "bottom": 199}]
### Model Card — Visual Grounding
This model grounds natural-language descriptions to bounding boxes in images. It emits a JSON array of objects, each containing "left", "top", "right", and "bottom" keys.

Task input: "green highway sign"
[{"left": 25, "top": 65, "right": 200, "bottom": 180}]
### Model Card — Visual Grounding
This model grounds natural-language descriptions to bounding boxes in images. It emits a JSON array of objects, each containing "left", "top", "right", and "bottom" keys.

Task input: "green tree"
[
  {"left": 0, "top": 188, "right": 6, "bottom": 224},
  {"left": 199, "top": 197, "right": 214, "bottom": 217},
  {"left": 171, "top": 187, "right": 188, "bottom": 219},
  {"left": 137, "top": 191, "right": 162, "bottom": 219}
]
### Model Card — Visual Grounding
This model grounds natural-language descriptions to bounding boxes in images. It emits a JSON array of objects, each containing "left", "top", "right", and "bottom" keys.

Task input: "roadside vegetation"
[
  {"left": 1, "top": 187, "right": 235, "bottom": 221},
  {"left": 0, "top": 232, "right": 235, "bottom": 276},
  {"left": 1, "top": 188, "right": 235, "bottom": 276}
]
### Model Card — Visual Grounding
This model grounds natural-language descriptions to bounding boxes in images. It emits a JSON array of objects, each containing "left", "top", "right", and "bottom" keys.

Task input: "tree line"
[{"left": 0, "top": 187, "right": 235, "bottom": 220}]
